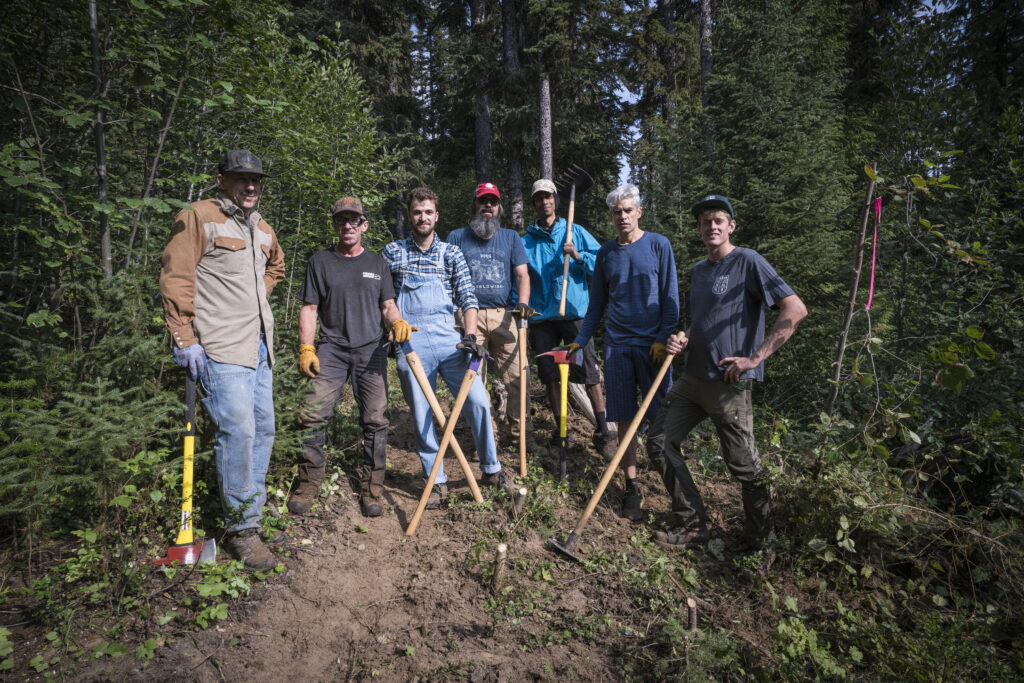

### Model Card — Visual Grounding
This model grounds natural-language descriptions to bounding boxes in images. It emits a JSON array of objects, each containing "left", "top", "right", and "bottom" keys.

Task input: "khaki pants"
[
  {"left": 647, "top": 372, "right": 772, "bottom": 543},
  {"left": 458, "top": 307, "right": 530, "bottom": 438}
]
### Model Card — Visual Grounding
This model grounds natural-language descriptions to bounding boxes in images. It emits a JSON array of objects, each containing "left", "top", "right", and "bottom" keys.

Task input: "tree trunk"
[
  {"left": 471, "top": 0, "right": 492, "bottom": 181},
  {"left": 657, "top": 0, "right": 678, "bottom": 129},
  {"left": 503, "top": 0, "right": 523, "bottom": 227},
  {"left": 89, "top": 0, "right": 112, "bottom": 284},
  {"left": 699, "top": 0, "right": 715, "bottom": 159},
  {"left": 538, "top": 51, "right": 553, "bottom": 180}
]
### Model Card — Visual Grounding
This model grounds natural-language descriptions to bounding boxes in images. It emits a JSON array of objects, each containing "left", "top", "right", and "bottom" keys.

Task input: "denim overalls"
[{"left": 393, "top": 240, "right": 499, "bottom": 483}]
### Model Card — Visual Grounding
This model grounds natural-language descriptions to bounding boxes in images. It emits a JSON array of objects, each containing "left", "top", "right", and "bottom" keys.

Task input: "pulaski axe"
[
  {"left": 549, "top": 334, "right": 683, "bottom": 562},
  {"left": 538, "top": 347, "right": 582, "bottom": 481},
  {"left": 151, "top": 376, "right": 217, "bottom": 565}
]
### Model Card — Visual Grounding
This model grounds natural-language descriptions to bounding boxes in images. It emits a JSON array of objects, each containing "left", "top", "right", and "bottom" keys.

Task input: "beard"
[{"left": 470, "top": 213, "right": 501, "bottom": 239}]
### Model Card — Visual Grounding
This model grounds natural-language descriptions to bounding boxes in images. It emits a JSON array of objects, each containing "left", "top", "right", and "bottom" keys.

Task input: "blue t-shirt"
[
  {"left": 575, "top": 231, "right": 679, "bottom": 348},
  {"left": 447, "top": 227, "right": 528, "bottom": 309},
  {"left": 685, "top": 246, "right": 795, "bottom": 382}
]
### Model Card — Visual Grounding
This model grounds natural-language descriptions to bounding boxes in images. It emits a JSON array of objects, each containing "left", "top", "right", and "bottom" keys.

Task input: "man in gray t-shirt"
[
  {"left": 447, "top": 182, "right": 539, "bottom": 453},
  {"left": 649, "top": 194, "right": 807, "bottom": 551}
]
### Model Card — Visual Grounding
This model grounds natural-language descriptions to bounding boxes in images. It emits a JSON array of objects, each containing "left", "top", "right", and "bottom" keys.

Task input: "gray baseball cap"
[
  {"left": 531, "top": 178, "right": 557, "bottom": 197},
  {"left": 218, "top": 149, "right": 270, "bottom": 177}
]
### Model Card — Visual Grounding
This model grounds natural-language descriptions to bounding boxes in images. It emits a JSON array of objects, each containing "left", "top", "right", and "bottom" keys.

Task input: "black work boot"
[
  {"left": 360, "top": 469, "right": 386, "bottom": 517},
  {"left": 621, "top": 479, "right": 645, "bottom": 522},
  {"left": 287, "top": 478, "right": 322, "bottom": 515},
  {"left": 223, "top": 529, "right": 277, "bottom": 571}
]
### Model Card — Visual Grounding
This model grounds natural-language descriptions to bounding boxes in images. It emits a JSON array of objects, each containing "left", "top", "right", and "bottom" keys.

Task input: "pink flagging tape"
[{"left": 865, "top": 197, "right": 881, "bottom": 311}]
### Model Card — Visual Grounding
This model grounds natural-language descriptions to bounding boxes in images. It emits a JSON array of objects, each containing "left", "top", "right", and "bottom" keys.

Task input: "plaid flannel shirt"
[{"left": 382, "top": 235, "right": 478, "bottom": 312}]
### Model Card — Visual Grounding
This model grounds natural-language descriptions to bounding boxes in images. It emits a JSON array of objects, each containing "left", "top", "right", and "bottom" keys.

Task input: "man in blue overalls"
[{"left": 382, "top": 187, "right": 513, "bottom": 509}]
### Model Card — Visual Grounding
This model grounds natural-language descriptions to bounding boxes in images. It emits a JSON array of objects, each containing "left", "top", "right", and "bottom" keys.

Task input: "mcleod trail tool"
[
  {"left": 401, "top": 341, "right": 483, "bottom": 504},
  {"left": 151, "top": 377, "right": 216, "bottom": 565},
  {"left": 549, "top": 336, "right": 681, "bottom": 562},
  {"left": 406, "top": 353, "right": 485, "bottom": 536},
  {"left": 538, "top": 348, "right": 582, "bottom": 481},
  {"left": 518, "top": 316, "right": 529, "bottom": 477},
  {"left": 555, "top": 164, "right": 594, "bottom": 317}
]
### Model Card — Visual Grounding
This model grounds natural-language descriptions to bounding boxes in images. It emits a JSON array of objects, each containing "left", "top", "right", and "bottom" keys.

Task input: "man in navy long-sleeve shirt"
[{"left": 570, "top": 184, "right": 678, "bottom": 520}]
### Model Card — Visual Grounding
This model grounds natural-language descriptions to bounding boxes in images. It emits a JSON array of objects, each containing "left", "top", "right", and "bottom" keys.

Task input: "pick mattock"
[
  {"left": 401, "top": 341, "right": 483, "bottom": 504},
  {"left": 151, "top": 376, "right": 217, "bottom": 565},
  {"left": 406, "top": 353, "right": 485, "bottom": 536},
  {"left": 549, "top": 334, "right": 682, "bottom": 562},
  {"left": 517, "top": 315, "right": 529, "bottom": 477},
  {"left": 555, "top": 164, "right": 594, "bottom": 317},
  {"left": 538, "top": 348, "right": 582, "bottom": 481}
]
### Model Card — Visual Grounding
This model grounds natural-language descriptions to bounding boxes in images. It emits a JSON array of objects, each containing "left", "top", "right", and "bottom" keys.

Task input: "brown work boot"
[
  {"left": 425, "top": 483, "right": 448, "bottom": 510},
  {"left": 360, "top": 469, "right": 386, "bottom": 518},
  {"left": 480, "top": 468, "right": 516, "bottom": 494},
  {"left": 593, "top": 430, "right": 618, "bottom": 461},
  {"left": 653, "top": 524, "right": 711, "bottom": 549},
  {"left": 287, "top": 478, "right": 322, "bottom": 515},
  {"left": 223, "top": 529, "right": 278, "bottom": 571}
]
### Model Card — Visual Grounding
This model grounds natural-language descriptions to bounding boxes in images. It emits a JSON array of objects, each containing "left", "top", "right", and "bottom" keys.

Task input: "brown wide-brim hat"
[{"left": 218, "top": 149, "right": 271, "bottom": 177}]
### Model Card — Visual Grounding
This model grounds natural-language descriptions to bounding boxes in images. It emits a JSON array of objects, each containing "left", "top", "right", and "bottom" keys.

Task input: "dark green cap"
[
  {"left": 218, "top": 149, "right": 270, "bottom": 177},
  {"left": 691, "top": 193, "right": 734, "bottom": 218}
]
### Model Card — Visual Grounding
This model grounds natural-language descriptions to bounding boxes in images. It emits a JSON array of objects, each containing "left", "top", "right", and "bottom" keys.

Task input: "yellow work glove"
[
  {"left": 649, "top": 341, "right": 668, "bottom": 365},
  {"left": 298, "top": 344, "right": 320, "bottom": 378},
  {"left": 389, "top": 319, "right": 418, "bottom": 343}
]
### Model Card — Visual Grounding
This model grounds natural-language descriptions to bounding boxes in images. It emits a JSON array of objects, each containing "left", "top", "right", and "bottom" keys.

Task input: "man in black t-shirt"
[
  {"left": 649, "top": 194, "right": 806, "bottom": 551},
  {"left": 288, "top": 197, "right": 415, "bottom": 518}
]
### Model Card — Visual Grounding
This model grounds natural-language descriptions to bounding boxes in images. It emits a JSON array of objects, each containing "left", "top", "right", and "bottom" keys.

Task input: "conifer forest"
[{"left": 1, "top": 0, "right": 1022, "bottom": 679}]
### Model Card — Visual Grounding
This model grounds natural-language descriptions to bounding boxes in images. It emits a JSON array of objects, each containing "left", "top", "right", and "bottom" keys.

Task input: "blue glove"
[{"left": 172, "top": 343, "right": 206, "bottom": 380}]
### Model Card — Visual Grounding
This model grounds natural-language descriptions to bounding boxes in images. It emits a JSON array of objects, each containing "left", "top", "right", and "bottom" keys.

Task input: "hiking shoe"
[
  {"left": 480, "top": 468, "right": 515, "bottom": 494},
  {"left": 425, "top": 483, "right": 448, "bottom": 510},
  {"left": 653, "top": 525, "right": 711, "bottom": 549},
  {"left": 360, "top": 491, "right": 384, "bottom": 517},
  {"left": 224, "top": 529, "right": 278, "bottom": 571},
  {"left": 621, "top": 483, "right": 645, "bottom": 521},
  {"left": 287, "top": 479, "right": 322, "bottom": 515},
  {"left": 593, "top": 430, "right": 617, "bottom": 460}
]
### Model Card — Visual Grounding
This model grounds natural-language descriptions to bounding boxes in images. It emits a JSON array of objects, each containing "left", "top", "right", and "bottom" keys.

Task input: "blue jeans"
[{"left": 199, "top": 337, "right": 274, "bottom": 533}]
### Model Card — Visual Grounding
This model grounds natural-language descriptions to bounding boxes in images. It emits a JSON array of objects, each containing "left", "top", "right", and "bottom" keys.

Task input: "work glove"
[
  {"left": 456, "top": 333, "right": 487, "bottom": 359},
  {"left": 389, "top": 319, "right": 417, "bottom": 343},
  {"left": 172, "top": 343, "right": 206, "bottom": 380},
  {"left": 649, "top": 341, "right": 668, "bottom": 365},
  {"left": 298, "top": 344, "right": 320, "bottom": 378},
  {"left": 554, "top": 342, "right": 582, "bottom": 359},
  {"left": 510, "top": 302, "right": 538, "bottom": 319}
]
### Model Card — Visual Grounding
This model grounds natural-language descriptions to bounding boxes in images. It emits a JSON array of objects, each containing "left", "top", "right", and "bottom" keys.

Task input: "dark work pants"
[
  {"left": 297, "top": 340, "right": 389, "bottom": 483},
  {"left": 647, "top": 372, "right": 772, "bottom": 543}
]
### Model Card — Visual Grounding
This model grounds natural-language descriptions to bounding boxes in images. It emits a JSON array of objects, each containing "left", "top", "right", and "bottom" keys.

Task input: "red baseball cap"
[{"left": 475, "top": 182, "right": 501, "bottom": 200}]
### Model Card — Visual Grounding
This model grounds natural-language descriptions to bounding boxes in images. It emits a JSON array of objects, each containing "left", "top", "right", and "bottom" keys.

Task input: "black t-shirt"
[{"left": 299, "top": 247, "right": 396, "bottom": 348}]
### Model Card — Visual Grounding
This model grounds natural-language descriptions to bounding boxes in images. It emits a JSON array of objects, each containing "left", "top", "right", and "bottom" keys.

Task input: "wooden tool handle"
[
  {"left": 518, "top": 320, "right": 528, "bottom": 477},
  {"left": 558, "top": 188, "right": 577, "bottom": 317},
  {"left": 571, "top": 344, "right": 677, "bottom": 537}
]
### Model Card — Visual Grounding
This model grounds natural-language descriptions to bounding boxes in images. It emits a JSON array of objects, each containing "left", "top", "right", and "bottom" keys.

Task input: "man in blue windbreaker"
[{"left": 522, "top": 178, "right": 616, "bottom": 460}]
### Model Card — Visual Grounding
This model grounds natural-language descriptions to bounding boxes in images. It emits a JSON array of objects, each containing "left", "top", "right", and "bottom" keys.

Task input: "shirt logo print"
[
  {"left": 712, "top": 275, "right": 729, "bottom": 295},
  {"left": 363, "top": 272, "right": 381, "bottom": 280}
]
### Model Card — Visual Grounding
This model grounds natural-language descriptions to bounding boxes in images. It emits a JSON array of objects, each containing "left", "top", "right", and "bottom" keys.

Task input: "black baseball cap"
[
  {"left": 218, "top": 149, "right": 270, "bottom": 177},
  {"left": 691, "top": 194, "right": 734, "bottom": 218}
]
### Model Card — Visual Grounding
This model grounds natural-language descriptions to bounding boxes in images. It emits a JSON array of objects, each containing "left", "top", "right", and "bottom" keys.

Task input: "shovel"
[
  {"left": 549, "top": 336, "right": 681, "bottom": 562},
  {"left": 151, "top": 376, "right": 217, "bottom": 565},
  {"left": 555, "top": 164, "right": 594, "bottom": 317},
  {"left": 401, "top": 340, "right": 483, "bottom": 504},
  {"left": 406, "top": 354, "right": 485, "bottom": 536},
  {"left": 538, "top": 348, "right": 581, "bottom": 480}
]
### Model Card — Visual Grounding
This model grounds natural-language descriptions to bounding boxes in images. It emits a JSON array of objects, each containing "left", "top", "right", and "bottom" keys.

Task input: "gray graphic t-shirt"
[
  {"left": 447, "top": 227, "right": 528, "bottom": 309},
  {"left": 684, "top": 247, "right": 794, "bottom": 382}
]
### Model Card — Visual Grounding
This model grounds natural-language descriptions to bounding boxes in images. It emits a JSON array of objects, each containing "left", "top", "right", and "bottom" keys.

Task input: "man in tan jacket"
[{"left": 159, "top": 149, "right": 284, "bottom": 570}]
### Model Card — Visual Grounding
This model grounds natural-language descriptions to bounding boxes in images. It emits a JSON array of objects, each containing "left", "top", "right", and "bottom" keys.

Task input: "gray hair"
[{"left": 606, "top": 184, "right": 642, "bottom": 209}]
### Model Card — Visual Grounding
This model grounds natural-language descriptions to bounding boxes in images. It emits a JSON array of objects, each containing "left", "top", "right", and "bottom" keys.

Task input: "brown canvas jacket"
[{"left": 159, "top": 194, "right": 285, "bottom": 368}]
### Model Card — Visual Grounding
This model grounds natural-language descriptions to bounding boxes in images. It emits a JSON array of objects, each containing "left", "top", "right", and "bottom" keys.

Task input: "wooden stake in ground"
[
  {"left": 492, "top": 543, "right": 508, "bottom": 592},
  {"left": 406, "top": 355, "right": 484, "bottom": 536}
]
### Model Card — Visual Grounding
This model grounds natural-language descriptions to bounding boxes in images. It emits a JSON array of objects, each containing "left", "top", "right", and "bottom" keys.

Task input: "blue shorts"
[{"left": 604, "top": 345, "right": 672, "bottom": 423}]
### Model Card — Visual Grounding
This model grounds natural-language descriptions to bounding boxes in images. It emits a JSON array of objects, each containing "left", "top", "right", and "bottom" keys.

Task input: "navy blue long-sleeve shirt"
[{"left": 574, "top": 231, "right": 679, "bottom": 348}]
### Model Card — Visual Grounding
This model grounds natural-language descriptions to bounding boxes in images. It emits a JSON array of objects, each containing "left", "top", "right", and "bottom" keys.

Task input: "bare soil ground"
[{"left": 6, "top": 374, "right": 787, "bottom": 681}]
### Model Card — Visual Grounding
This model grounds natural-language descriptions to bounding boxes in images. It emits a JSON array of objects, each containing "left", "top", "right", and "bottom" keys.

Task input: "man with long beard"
[{"left": 447, "top": 182, "right": 541, "bottom": 456}]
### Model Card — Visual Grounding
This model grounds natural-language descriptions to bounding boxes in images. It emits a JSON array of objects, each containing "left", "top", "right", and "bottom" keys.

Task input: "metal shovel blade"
[
  {"left": 150, "top": 539, "right": 217, "bottom": 566},
  {"left": 548, "top": 532, "right": 583, "bottom": 562}
]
